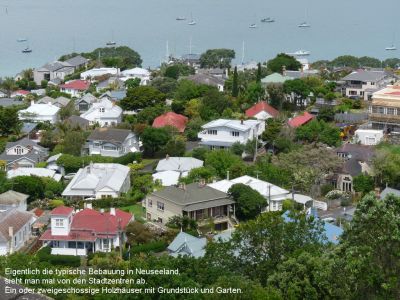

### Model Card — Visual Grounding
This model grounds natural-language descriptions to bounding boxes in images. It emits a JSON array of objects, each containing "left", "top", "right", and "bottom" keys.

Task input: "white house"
[
  {"left": 198, "top": 119, "right": 265, "bottom": 149},
  {"left": 86, "top": 128, "right": 141, "bottom": 157},
  {"left": 7, "top": 168, "right": 62, "bottom": 182},
  {"left": 40, "top": 204, "right": 133, "bottom": 256},
  {"left": 80, "top": 98, "right": 122, "bottom": 127},
  {"left": 342, "top": 70, "right": 395, "bottom": 100},
  {"left": 18, "top": 101, "right": 60, "bottom": 124},
  {"left": 81, "top": 68, "right": 119, "bottom": 80},
  {"left": 0, "top": 190, "right": 29, "bottom": 212},
  {"left": 0, "top": 208, "right": 36, "bottom": 255},
  {"left": 209, "top": 175, "right": 290, "bottom": 212},
  {"left": 353, "top": 129, "right": 384, "bottom": 145},
  {"left": 62, "top": 163, "right": 130, "bottom": 200},
  {"left": 120, "top": 67, "right": 151, "bottom": 85}
]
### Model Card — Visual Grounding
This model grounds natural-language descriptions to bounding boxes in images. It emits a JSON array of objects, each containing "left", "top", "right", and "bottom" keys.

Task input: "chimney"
[
  {"left": 199, "top": 178, "right": 206, "bottom": 187},
  {"left": 30, "top": 100, "right": 35, "bottom": 106},
  {"left": 166, "top": 154, "right": 170, "bottom": 160},
  {"left": 100, "top": 208, "right": 105, "bottom": 214},
  {"left": 240, "top": 118, "right": 244, "bottom": 125},
  {"left": 179, "top": 183, "right": 186, "bottom": 190},
  {"left": 85, "top": 202, "right": 93, "bottom": 209},
  {"left": 110, "top": 207, "right": 116, "bottom": 216},
  {"left": 226, "top": 170, "right": 230, "bottom": 181},
  {"left": 8, "top": 226, "right": 13, "bottom": 238}
]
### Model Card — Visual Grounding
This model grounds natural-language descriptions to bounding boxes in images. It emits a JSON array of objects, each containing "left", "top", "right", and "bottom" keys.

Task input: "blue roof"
[
  {"left": 21, "top": 122, "right": 37, "bottom": 134},
  {"left": 282, "top": 211, "right": 343, "bottom": 245},
  {"left": 110, "top": 90, "right": 126, "bottom": 101}
]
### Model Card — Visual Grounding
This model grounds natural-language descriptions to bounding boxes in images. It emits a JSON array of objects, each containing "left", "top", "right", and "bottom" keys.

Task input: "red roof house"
[
  {"left": 40, "top": 205, "right": 133, "bottom": 255},
  {"left": 12, "top": 90, "right": 30, "bottom": 98},
  {"left": 152, "top": 112, "right": 188, "bottom": 133},
  {"left": 245, "top": 101, "right": 279, "bottom": 120},
  {"left": 60, "top": 80, "right": 90, "bottom": 97},
  {"left": 288, "top": 112, "right": 315, "bottom": 128}
]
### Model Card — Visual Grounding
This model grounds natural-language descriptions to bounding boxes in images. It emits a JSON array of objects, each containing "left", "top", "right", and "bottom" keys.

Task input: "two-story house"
[
  {"left": 0, "top": 208, "right": 36, "bottom": 255},
  {"left": 75, "top": 93, "right": 98, "bottom": 112},
  {"left": 0, "top": 138, "right": 48, "bottom": 170},
  {"left": 18, "top": 100, "right": 60, "bottom": 124},
  {"left": 80, "top": 98, "right": 122, "bottom": 127},
  {"left": 330, "top": 144, "right": 375, "bottom": 193},
  {"left": 368, "top": 83, "right": 400, "bottom": 132},
  {"left": 60, "top": 80, "right": 90, "bottom": 97},
  {"left": 198, "top": 119, "right": 265, "bottom": 149},
  {"left": 62, "top": 163, "right": 130, "bottom": 200},
  {"left": 85, "top": 128, "right": 141, "bottom": 157},
  {"left": 40, "top": 204, "right": 133, "bottom": 256},
  {"left": 342, "top": 70, "right": 395, "bottom": 100},
  {"left": 145, "top": 182, "right": 235, "bottom": 231}
]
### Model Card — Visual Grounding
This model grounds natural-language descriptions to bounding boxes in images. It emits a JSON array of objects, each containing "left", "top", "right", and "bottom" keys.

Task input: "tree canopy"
[
  {"left": 267, "top": 53, "right": 302, "bottom": 73},
  {"left": 200, "top": 49, "right": 235, "bottom": 68},
  {"left": 228, "top": 183, "right": 266, "bottom": 220}
]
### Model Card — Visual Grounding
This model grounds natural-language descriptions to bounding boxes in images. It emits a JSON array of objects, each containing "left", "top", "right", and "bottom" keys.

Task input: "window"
[
  {"left": 207, "top": 130, "right": 217, "bottom": 135},
  {"left": 99, "top": 107, "right": 105, "bottom": 113},
  {"left": 378, "top": 107, "right": 385, "bottom": 114},
  {"left": 231, "top": 131, "right": 239, "bottom": 137},
  {"left": 147, "top": 213, "right": 151, "bottom": 220},
  {"left": 55, "top": 219, "right": 64, "bottom": 227},
  {"left": 103, "top": 145, "right": 117, "bottom": 151},
  {"left": 102, "top": 239, "right": 110, "bottom": 250},
  {"left": 93, "top": 142, "right": 100, "bottom": 148},
  {"left": 157, "top": 217, "right": 163, "bottom": 224},
  {"left": 53, "top": 241, "right": 60, "bottom": 247},
  {"left": 148, "top": 199, "right": 152, "bottom": 207},
  {"left": 14, "top": 236, "right": 17, "bottom": 246},
  {"left": 14, "top": 146, "right": 23, "bottom": 155},
  {"left": 387, "top": 108, "right": 395, "bottom": 115},
  {"left": 157, "top": 201, "right": 164, "bottom": 211}
]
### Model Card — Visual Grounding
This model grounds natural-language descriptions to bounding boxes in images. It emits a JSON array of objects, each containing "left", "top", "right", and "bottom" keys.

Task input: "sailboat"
[
  {"left": 106, "top": 31, "right": 116, "bottom": 46},
  {"left": 249, "top": 24, "right": 257, "bottom": 29},
  {"left": 176, "top": 16, "right": 186, "bottom": 21},
  {"left": 298, "top": 8, "right": 310, "bottom": 28},
  {"left": 188, "top": 13, "right": 196, "bottom": 25},
  {"left": 17, "top": 38, "right": 27, "bottom": 42},
  {"left": 386, "top": 34, "right": 397, "bottom": 50},
  {"left": 22, "top": 47, "right": 32, "bottom": 53}
]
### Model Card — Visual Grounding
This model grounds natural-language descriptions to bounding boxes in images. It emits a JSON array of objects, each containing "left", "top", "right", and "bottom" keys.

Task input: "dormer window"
[
  {"left": 55, "top": 219, "right": 64, "bottom": 227},
  {"left": 99, "top": 107, "right": 105, "bottom": 113}
]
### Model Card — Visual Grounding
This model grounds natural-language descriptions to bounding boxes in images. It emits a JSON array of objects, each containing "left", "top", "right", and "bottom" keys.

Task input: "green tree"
[
  {"left": 0, "top": 77, "right": 17, "bottom": 97},
  {"left": 124, "top": 78, "right": 141, "bottom": 89},
  {"left": 150, "top": 77, "right": 177, "bottom": 98},
  {"left": 205, "top": 150, "right": 242, "bottom": 178},
  {"left": 199, "top": 89, "right": 230, "bottom": 120},
  {"left": 7, "top": 176, "right": 44, "bottom": 201},
  {"left": 267, "top": 53, "right": 302, "bottom": 73},
  {"left": 0, "top": 107, "right": 22, "bottom": 136},
  {"left": 59, "top": 131, "right": 87, "bottom": 156},
  {"left": 228, "top": 183, "right": 266, "bottom": 220},
  {"left": 232, "top": 66, "right": 239, "bottom": 97},
  {"left": 267, "top": 83, "right": 285, "bottom": 110},
  {"left": 140, "top": 127, "right": 170, "bottom": 157},
  {"left": 200, "top": 49, "right": 235, "bottom": 68},
  {"left": 295, "top": 119, "right": 341, "bottom": 147},
  {"left": 337, "top": 193, "right": 400, "bottom": 299},
  {"left": 317, "top": 106, "right": 335, "bottom": 122},
  {"left": 256, "top": 62, "right": 262, "bottom": 83},
  {"left": 181, "top": 167, "right": 216, "bottom": 184},
  {"left": 353, "top": 174, "right": 374, "bottom": 195},
  {"left": 164, "top": 136, "right": 186, "bottom": 156},
  {"left": 120, "top": 86, "right": 166, "bottom": 111}
]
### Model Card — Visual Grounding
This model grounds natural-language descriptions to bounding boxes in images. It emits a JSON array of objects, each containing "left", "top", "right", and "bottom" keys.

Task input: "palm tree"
[{"left": 0, "top": 77, "right": 17, "bottom": 97}]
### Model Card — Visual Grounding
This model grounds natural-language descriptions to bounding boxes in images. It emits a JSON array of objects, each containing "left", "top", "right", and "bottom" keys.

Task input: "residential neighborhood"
[{"left": 0, "top": 45, "right": 399, "bottom": 299}]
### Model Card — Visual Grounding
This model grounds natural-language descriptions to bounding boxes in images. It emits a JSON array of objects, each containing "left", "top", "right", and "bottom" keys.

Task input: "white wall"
[
  {"left": 354, "top": 129, "right": 384, "bottom": 145},
  {"left": 50, "top": 215, "right": 71, "bottom": 236}
]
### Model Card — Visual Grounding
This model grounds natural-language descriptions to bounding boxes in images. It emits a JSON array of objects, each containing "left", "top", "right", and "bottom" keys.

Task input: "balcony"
[{"left": 370, "top": 113, "right": 400, "bottom": 123}]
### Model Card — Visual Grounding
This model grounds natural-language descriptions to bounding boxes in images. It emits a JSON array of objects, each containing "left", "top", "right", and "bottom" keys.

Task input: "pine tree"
[{"left": 232, "top": 66, "right": 238, "bottom": 97}]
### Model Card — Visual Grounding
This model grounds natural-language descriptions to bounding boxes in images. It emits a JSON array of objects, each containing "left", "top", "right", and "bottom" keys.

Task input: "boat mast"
[{"left": 241, "top": 41, "right": 245, "bottom": 65}]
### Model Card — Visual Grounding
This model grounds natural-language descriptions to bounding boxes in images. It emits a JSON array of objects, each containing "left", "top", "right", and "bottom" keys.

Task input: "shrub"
[
  {"left": 49, "top": 199, "right": 64, "bottom": 208},
  {"left": 131, "top": 240, "right": 168, "bottom": 254},
  {"left": 37, "top": 246, "right": 80, "bottom": 267}
]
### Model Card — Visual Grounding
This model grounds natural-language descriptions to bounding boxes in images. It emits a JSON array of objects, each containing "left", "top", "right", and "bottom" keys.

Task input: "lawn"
[{"left": 120, "top": 204, "right": 145, "bottom": 222}]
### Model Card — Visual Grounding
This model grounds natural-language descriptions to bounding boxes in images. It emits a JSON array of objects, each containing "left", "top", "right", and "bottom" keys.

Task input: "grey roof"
[
  {"left": 0, "top": 209, "right": 34, "bottom": 242},
  {"left": 183, "top": 198, "right": 234, "bottom": 211},
  {"left": 110, "top": 90, "right": 127, "bottom": 100},
  {"left": 66, "top": 115, "right": 90, "bottom": 128},
  {"left": 21, "top": 122, "right": 38, "bottom": 134},
  {"left": 77, "top": 93, "right": 97, "bottom": 104},
  {"left": 0, "top": 138, "right": 48, "bottom": 164},
  {"left": 151, "top": 183, "right": 234, "bottom": 210},
  {"left": 380, "top": 187, "right": 400, "bottom": 200},
  {"left": 37, "top": 96, "right": 55, "bottom": 104},
  {"left": 0, "top": 98, "right": 24, "bottom": 107},
  {"left": 87, "top": 128, "right": 132, "bottom": 144},
  {"left": 285, "top": 70, "right": 319, "bottom": 79},
  {"left": 39, "top": 61, "right": 69, "bottom": 72},
  {"left": 0, "top": 190, "right": 29, "bottom": 205},
  {"left": 65, "top": 55, "right": 89, "bottom": 68},
  {"left": 168, "top": 231, "right": 206, "bottom": 258},
  {"left": 342, "top": 70, "right": 387, "bottom": 82},
  {"left": 186, "top": 74, "right": 225, "bottom": 87},
  {"left": 199, "top": 140, "right": 235, "bottom": 147},
  {"left": 336, "top": 144, "right": 375, "bottom": 161},
  {"left": 156, "top": 157, "right": 203, "bottom": 173},
  {"left": 54, "top": 96, "right": 71, "bottom": 107}
]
